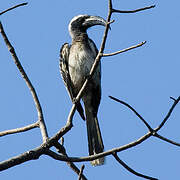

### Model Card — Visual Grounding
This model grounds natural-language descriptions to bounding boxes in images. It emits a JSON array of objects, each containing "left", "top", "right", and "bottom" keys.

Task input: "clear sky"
[{"left": 1, "top": 0, "right": 180, "bottom": 180}]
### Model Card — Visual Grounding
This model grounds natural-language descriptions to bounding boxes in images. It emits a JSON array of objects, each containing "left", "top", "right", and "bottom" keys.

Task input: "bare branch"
[
  {"left": 0, "top": 122, "right": 39, "bottom": 137},
  {"left": 109, "top": 96, "right": 153, "bottom": 132},
  {"left": 55, "top": 142, "right": 87, "bottom": 180},
  {"left": 0, "top": 22, "right": 48, "bottom": 142},
  {"left": 45, "top": 131, "right": 152, "bottom": 163},
  {"left": 155, "top": 96, "right": 180, "bottom": 132},
  {"left": 113, "top": 153, "right": 158, "bottom": 180},
  {"left": 67, "top": 163, "right": 87, "bottom": 180},
  {"left": 46, "top": 150, "right": 87, "bottom": 180},
  {"left": 0, "top": 145, "right": 46, "bottom": 171},
  {"left": 154, "top": 133, "right": 180, "bottom": 147},
  {"left": 170, "top": 96, "right": 177, "bottom": 102},
  {"left": 102, "top": 41, "right": 146, "bottom": 57},
  {"left": 0, "top": 129, "right": 151, "bottom": 171},
  {"left": 108, "top": 0, "right": 113, "bottom": 10},
  {"left": 78, "top": 165, "right": 85, "bottom": 180},
  {"left": 112, "top": 5, "right": 155, "bottom": 14},
  {"left": 4, "top": 124, "right": 179, "bottom": 172},
  {"left": 54, "top": 142, "right": 66, "bottom": 155},
  {"left": 0, "top": 2, "right": 28, "bottom": 16},
  {"left": 67, "top": 162, "right": 87, "bottom": 180}
]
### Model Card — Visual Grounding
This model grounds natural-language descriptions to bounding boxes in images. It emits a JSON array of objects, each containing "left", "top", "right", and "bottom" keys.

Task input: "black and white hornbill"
[{"left": 60, "top": 15, "right": 106, "bottom": 166}]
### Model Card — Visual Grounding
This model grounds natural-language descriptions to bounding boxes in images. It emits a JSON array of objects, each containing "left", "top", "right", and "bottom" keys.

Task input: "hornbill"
[{"left": 60, "top": 15, "right": 106, "bottom": 166}]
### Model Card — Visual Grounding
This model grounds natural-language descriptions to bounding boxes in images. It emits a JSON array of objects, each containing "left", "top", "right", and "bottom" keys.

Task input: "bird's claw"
[{"left": 72, "top": 98, "right": 77, "bottom": 104}]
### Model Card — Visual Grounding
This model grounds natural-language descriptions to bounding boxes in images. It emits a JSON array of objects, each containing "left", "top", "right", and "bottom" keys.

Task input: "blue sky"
[{"left": 1, "top": 0, "right": 180, "bottom": 179}]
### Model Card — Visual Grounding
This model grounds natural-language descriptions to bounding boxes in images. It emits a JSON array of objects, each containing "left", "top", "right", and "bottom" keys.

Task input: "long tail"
[{"left": 86, "top": 111, "right": 104, "bottom": 166}]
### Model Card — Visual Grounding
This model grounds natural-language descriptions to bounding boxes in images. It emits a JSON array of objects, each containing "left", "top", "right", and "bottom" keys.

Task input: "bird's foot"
[{"left": 72, "top": 97, "right": 77, "bottom": 104}]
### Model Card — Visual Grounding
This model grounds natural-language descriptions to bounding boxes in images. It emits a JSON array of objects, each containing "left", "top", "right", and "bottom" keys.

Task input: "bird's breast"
[{"left": 68, "top": 42, "right": 100, "bottom": 90}]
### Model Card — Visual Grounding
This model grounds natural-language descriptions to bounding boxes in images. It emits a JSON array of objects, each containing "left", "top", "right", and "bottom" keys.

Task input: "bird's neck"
[{"left": 71, "top": 31, "right": 89, "bottom": 42}]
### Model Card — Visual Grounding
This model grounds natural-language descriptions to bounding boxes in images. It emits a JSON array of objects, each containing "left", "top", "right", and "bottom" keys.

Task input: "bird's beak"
[{"left": 82, "top": 16, "right": 107, "bottom": 28}]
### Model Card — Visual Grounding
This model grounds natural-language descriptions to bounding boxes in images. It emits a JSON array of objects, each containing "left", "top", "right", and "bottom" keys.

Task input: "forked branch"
[
  {"left": 155, "top": 96, "right": 180, "bottom": 132},
  {"left": 0, "top": 21, "right": 48, "bottom": 142},
  {"left": 78, "top": 165, "right": 85, "bottom": 180}
]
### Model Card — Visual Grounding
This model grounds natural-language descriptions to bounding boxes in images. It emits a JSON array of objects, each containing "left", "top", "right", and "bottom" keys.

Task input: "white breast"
[{"left": 69, "top": 45, "right": 94, "bottom": 86}]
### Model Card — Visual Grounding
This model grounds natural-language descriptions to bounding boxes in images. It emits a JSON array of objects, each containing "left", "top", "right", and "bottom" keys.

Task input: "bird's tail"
[{"left": 85, "top": 111, "right": 104, "bottom": 166}]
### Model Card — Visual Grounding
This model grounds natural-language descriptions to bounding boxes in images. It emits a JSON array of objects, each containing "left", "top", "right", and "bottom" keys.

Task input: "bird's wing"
[
  {"left": 60, "top": 43, "right": 85, "bottom": 120},
  {"left": 60, "top": 43, "right": 74, "bottom": 99}
]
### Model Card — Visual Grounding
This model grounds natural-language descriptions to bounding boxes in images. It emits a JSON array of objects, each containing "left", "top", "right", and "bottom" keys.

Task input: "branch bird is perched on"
[{"left": 60, "top": 15, "right": 106, "bottom": 166}]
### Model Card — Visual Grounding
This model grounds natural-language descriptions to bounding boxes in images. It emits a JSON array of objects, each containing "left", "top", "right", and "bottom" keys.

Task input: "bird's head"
[{"left": 68, "top": 15, "right": 107, "bottom": 39}]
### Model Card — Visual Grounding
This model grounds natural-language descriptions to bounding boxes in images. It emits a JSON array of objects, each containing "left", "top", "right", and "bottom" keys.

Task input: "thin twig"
[
  {"left": 46, "top": 131, "right": 152, "bottom": 163},
  {"left": 55, "top": 142, "right": 87, "bottom": 180},
  {"left": 0, "top": 122, "right": 39, "bottom": 137},
  {"left": 154, "top": 133, "right": 180, "bottom": 147},
  {"left": 0, "top": 22, "right": 48, "bottom": 142},
  {"left": 112, "top": 5, "right": 155, "bottom": 14},
  {"left": 0, "top": 2, "right": 28, "bottom": 16},
  {"left": 78, "top": 165, "right": 85, "bottom": 180},
  {"left": 102, "top": 41, "right": 146, "bottom": 57},
  {"left": 170, "top": 96, "right": 176, "bottom": 101},
  {"left": 109, "top": 96, "right": 153, "bottom": 132},
  {"left": 0, "top": 130, "right": 151, "bottom": 171},
  {"left": 113, "top": 153, "right": 158, "bottom": 180},
  {"left": 155, "top": 96, "right": 180, "bottom": 132},
  {"left": 67, "top": 162, "right": 87, "bottom": 180},
  {"left": 3, "top": 118, "right": 179, "bottom": 171}
]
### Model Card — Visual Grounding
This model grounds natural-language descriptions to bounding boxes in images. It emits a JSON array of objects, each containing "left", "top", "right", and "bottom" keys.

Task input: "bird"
[{"left": 60, "top": 15, "right": 106, "bottom": 166}]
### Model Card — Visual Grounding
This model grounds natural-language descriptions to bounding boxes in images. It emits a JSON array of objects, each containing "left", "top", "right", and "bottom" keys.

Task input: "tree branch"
[
  {"left": 45, "top": 131, "right": 152, "bottom": 163},
  {"left": 78, "top": 165, "right": 85, "bottom": 180},
  {"left": 0, "top": 122, "right": 39, "bottom": 137},
  {"left": 102, "top": 41, "right": 146, "bottom": 57},
  {"left": 109, "top": 96, "right": 153, "bottom": 132},
  {"left": 154, "top": 133, "right": 180, "bottom": 147},
  {"left": 113, "top": 153, "right": 158, "bottom": 180},
  {"left": 3, "top": 104, "right": 179, "bottom": 172},
  {"left": 112, "top": 5, "right": 155, "bottom": 14},
  {"left": 155, "top": 96, "right": 180, "bottom": 132},
  {"left": 0, "top": 145, "right": 46, "bottom": 171},
  {"left": 0, "top": 129, "right": 151, "bottom": 171},
  {"left": 170, "top": 96, "right": 176, "bottom": 101},
  {"left": 0, "top": 21, "right": 48, "bottom": 142},
  {"left": 54, "top": 142, "right": 88, "bottom": 180},
  {"left": 0, "top": 2, "right": 28, "bottom": 16}
]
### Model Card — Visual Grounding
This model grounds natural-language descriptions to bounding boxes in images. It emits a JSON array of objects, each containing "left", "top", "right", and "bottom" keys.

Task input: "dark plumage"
[{"left": 60, "top": 15, "right": 106, "bottom": 165}]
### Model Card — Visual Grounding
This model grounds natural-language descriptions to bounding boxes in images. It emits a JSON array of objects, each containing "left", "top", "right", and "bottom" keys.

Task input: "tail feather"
[
  {"left": 86, "top": 113, "right": 104, "bottom": 166},
  {"left": 76, "top": 102, "right": 85, "bottom": 120}
]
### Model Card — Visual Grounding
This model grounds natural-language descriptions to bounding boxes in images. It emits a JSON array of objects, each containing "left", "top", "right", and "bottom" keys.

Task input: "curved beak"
[{"left": 82, "top": 15, "right": 107, "bottom": 28}]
